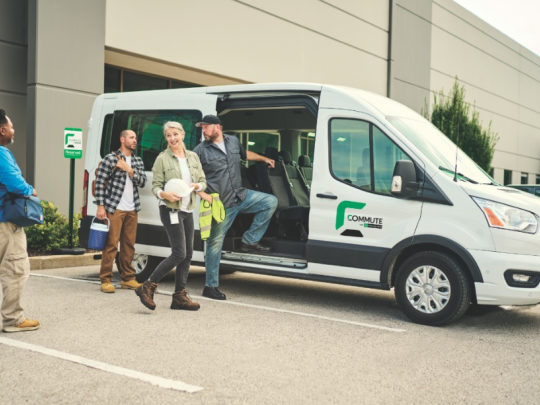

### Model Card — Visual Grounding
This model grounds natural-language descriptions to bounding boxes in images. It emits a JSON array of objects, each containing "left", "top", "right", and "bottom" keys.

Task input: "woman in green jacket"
[{"left": 136, "top": 121, "right": 212, "bottom": 311}]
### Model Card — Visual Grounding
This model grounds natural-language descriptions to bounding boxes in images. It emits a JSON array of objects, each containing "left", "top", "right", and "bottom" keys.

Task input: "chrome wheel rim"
[
  {"left": 132, "top": 254, "right": 148, "bottom": 275},
  {"left": 406, "top": 265, "right": 451, "bottom": 314}
]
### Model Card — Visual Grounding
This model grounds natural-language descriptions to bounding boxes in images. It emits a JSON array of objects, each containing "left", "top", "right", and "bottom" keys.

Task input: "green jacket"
[{"left": 152, "top": 146, "right": 207, "bottom": 211}]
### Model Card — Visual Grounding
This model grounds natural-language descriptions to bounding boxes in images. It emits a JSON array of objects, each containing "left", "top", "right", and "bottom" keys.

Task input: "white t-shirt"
[
  {"left": 178, "top": 157, "right": 193, "bottom": 212},
  {"left": 158, "top": 156, "right": 200, "bottom": 213},
  {"left": 116, "top": 156, "right": 135, "bottom": 212},
  {"left": 215, "top": 140, "right": 227, "bottom": 154}
]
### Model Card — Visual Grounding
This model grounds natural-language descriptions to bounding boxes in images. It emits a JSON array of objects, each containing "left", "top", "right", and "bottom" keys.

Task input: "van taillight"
[{"left": 82, "top": 169, "right": 89, "bottom": 218}]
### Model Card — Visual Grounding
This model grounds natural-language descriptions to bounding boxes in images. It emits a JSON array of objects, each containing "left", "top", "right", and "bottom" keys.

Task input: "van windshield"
[{"left": 387, "top": 117, "right": 495, "bottom": 185}]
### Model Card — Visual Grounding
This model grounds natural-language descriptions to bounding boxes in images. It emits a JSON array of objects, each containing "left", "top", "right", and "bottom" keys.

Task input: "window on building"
[
  {"left": 503, "top": 170, "right": 512, "bottom": 185},
  {"left": 107, "top": 110, "right": 202, "bottom": 170},
  {"left": 329, "top": 118, "right": 410, "bottom": 194},
  {"left": 536, "top": 174, "right": 540, "bottom": 185},
  {"left": 521, "top": 172, "right": 529, "bottom": 185},
  {"left": 104, "top": 67, "right": 121, "bottom": 93},
  {"left": 104, "top": 65, "right": 201, "bottom": 94},
  {"left": 123, "top": 71, "right": 168, "bottom": 92}
]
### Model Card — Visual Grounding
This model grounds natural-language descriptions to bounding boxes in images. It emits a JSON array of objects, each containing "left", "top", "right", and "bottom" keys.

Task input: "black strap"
[{"left": 280, "top": 161, "right": 298, "bottom": 206}]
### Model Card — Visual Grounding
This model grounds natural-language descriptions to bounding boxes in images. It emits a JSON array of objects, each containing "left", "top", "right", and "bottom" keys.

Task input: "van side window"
[
  {"left": 110, "top": 110, "right": 202, "bottom": 171},
  {"left": 330, "top": 119, "right": 370, "bottom": 189},
  {"left": 99, "top": 114, "right": 114, "bottom": 158},
  {"left": 329, "top": 118, "right": 410, "bottom": 195}
]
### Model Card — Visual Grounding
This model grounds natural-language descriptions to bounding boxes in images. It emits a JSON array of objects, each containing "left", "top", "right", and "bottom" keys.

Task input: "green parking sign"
[{"left": 64, "top": 128, "right": 83, "bottom": 159}]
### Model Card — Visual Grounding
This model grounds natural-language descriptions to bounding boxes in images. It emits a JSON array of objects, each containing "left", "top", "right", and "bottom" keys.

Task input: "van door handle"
[{"left": 316, "top": 193, "right": 338, "bottom": 200}]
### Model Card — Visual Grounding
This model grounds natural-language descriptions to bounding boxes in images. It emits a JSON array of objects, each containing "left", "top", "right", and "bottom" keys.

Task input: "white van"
[{"left": 80, "top": 83, "right": 540, "bottom": 326}]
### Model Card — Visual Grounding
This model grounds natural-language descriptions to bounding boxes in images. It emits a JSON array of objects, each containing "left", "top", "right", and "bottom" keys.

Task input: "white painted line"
[
  {"left": 30, "top": 273, "right": 406, "bottom": 333},
  {"left": 0, "top": 337, "right": 203, "bottom": 393}
]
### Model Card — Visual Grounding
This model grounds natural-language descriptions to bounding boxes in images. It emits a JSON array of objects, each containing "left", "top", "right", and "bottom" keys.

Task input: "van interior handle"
[{"left": 316, "top": 193, "right": 338, "bottom": 200}]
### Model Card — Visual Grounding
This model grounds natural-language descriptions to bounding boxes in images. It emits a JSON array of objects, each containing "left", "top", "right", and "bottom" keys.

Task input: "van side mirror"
[{"left": 391, "top": 160, "right": 419, "bottom": 199}]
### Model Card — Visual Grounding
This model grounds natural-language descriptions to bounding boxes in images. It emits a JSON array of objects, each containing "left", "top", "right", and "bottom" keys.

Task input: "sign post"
[{"left": 53, "top": 128, "right": 85, "bottom": 255}]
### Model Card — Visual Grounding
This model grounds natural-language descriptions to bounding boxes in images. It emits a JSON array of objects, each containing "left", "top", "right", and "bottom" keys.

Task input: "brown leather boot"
[
  {"left": 171, "top": 289, "right": 200, "bottom": 311},
  {"left": 135, "top": 280, "right": 158, "bottom": 310}
]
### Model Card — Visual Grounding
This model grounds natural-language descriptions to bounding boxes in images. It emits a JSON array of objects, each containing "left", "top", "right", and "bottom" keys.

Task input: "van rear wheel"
[
  {"left": 395, "top": 251, "right": 470, "bottom": 326},
  {"left": 115, "top": 253, "right": 163, "bottom": 283}
]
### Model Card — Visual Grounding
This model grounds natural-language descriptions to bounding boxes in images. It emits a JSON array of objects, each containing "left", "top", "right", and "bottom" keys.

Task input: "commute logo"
[{"left": 336, "top": 201, "right": 383, "bottom": 237}]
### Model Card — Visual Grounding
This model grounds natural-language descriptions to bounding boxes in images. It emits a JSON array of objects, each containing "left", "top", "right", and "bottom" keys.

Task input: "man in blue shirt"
[{"left": 0, "top": 109, "right": 40, "bottom": 332}]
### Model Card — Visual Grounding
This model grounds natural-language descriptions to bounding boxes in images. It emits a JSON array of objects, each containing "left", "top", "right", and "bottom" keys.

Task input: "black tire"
[
  {"left": 394, "top": 251, "right": 471, "bottom": 326},
  {"left": 115, "top": 253, "right": 163, "bottom": 283}
]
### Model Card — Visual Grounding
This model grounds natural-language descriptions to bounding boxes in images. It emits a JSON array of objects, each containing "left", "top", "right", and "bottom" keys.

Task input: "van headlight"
[{"left": 472, "top": 197, "right": 538, "bottom": 234}]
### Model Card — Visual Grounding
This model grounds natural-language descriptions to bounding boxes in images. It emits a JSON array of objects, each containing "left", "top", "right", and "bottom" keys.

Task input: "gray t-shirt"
[{"left": 193, "top": 135, "right": 247, "bottom": 208}]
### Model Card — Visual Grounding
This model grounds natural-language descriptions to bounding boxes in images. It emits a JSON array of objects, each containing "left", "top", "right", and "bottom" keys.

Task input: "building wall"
[
  {"left": 26, "top": 0, "right": 105, "bottom": 214},
  {"left": 105, "top": 0, "right": 390, "bottom": 95},
  {"left": 0, "top": 0, "right": 28, "bottom": 175},
  {"left": 429, "top": 0, "right": 540, "bottom": 184}
]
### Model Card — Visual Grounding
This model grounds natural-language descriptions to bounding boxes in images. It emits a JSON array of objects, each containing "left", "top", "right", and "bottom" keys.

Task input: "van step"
[{"left": 221, "top": 251, "right": 307, "bottom": 269}]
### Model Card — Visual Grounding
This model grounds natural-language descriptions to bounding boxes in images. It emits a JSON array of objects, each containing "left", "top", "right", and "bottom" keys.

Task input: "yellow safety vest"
[{"left": 199, "top": 193, "right": 225, "bottom": 240}]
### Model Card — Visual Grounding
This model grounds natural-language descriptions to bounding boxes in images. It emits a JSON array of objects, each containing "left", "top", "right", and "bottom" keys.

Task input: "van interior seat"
[
  {"left": 278, "top": 150, "right": 310, "bottom": 206},
  {"left": 298, "top": 155, "right": 313, "bottom": 186},
  {"left": 252, "top": 147, "right": 309, "bottom": 222}
]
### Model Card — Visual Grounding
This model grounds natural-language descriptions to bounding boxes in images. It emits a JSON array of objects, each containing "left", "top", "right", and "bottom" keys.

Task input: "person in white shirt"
[{"left": 136, "top": 122, "right": 211, "bottom": 311}]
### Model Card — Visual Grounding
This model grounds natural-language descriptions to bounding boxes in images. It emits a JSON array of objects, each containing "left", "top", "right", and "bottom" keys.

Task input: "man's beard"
[{"left": 205, "top": 132, "right": 219, "bottom": 142}]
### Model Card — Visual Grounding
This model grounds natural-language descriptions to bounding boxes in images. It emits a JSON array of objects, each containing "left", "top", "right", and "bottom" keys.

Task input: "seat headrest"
[
  {"left": 362, "top": 148, "right": 370, "bottom": 163},
  {"left": 298, "top": 155, "right": 311, "bottom": 167},
  {"left": 279, "top": 150, "right": 292, "bottom": 164},
  {"left": 265, "top": 147, "right": 279, "bottom": 162}
]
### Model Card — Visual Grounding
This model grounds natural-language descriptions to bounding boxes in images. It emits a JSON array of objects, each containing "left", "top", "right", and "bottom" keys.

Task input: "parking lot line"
[
  {"left": 30, "top": 273, "right": 406, "bottom": 333},
  {"left": 0, "top": 337, "right": 203, "bottom": 393}
]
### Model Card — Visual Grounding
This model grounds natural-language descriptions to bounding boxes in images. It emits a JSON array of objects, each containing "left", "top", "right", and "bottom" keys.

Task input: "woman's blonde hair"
[{"left": 163, "top": 121, "right": 185, "bottom": 135}]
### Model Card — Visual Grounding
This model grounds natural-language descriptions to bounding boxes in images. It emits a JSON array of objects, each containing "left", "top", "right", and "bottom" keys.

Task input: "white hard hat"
[{"left": 164, "top": 179, "right": 194, "bottom": 198}]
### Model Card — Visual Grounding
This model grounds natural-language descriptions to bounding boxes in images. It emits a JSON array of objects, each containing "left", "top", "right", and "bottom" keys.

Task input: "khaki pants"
[
  {"left": 99, "top": 209, "right": 137, "bottom": 283},
  {"left": 0, "top": 222, "right": 30, "bottom": 328}
]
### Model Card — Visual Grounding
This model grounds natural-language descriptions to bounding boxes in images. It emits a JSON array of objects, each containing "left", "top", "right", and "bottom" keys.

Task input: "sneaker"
[
  {"left": 202, "top": 286, "right": 226, "bottom": 300},
  {"left": 171, "top": 289, "right": 200, "bottom": 311},
  {"left": 3, "top": 318, "right": 40, "bottom": 333},
  {"left": 239, "top": 241, "right": 273, "bottom": 254},
  {"left": 121, "top": 279, "right": 142, "bottom": 290},
  {"left": 101, "top": 282, "right": 115, "bottom": 293}
]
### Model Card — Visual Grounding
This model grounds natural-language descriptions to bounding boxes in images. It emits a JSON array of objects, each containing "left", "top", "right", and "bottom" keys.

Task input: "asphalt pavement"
[{"left": 1, "top": 264, "right": 539, "bottom": 404}]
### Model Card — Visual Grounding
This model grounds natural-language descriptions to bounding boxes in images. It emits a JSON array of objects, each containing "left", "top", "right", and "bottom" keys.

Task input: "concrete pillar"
[
  {"left": 0, "top": 0, "right": 28, "bottom": 175},
  {"left": 27, "top": 0, "right": 105, "bottom": 215},
  {"left": 389, "top": 0, "right": 433, "bottom": 114}
]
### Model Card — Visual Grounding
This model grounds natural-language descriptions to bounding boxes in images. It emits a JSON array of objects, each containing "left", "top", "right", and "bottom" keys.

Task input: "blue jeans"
[{"left": 205, "top": 190, "right": 278, "bottom": 287}]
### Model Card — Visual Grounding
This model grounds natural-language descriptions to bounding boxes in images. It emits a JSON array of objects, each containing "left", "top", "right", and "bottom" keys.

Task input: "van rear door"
[{"left": 307, "top": 109, "right": 424, "bottom": 285}]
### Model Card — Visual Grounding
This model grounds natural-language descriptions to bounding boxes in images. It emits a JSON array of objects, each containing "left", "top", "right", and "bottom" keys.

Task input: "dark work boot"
[
  {"left": 171, "top": 289, "right": 200, "bottom": 311},
  {"left": 239, "top": 242, "right": 273, "bottom": 254},
  {"left": 202, "top": 286, "right": 226, "bottom": 300},
  {"left": 135, "top": 280, "right": 158, "bottom": 310}
]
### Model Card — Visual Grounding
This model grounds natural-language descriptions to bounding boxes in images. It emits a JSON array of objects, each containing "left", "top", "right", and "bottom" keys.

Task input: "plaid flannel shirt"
[{"left": 94, "top": 149, "right": 147, "bottom": 214}]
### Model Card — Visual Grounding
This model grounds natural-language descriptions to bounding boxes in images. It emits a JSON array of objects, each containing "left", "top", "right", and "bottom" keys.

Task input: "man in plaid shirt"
[{"left": 95, "top": 130, "right": 147, "bottom": 293}]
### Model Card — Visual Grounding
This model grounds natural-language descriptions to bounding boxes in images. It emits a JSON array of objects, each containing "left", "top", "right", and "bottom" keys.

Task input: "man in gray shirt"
[{"left": 193, "top": 115, "right": 277, "bottom": 300}]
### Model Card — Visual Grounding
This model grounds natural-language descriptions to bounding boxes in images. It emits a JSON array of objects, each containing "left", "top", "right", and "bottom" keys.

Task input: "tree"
[{"left": 422, "top": 79, "right": 499, "bottom": 172}]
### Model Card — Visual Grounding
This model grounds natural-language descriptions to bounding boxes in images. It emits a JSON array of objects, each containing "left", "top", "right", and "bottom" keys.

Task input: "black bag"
[{"left": 4, "top": 194, "right": 44, "bottom": 227}]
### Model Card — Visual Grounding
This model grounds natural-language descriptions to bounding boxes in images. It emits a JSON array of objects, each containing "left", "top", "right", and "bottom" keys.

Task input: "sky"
[{"left": 453, "top": 0, "right": 540, "bottom": 56}]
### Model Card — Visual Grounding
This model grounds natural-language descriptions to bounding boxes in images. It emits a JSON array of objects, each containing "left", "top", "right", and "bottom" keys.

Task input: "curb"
[{"left": 29, "top": 253, "right": 100, "bottom": 271}]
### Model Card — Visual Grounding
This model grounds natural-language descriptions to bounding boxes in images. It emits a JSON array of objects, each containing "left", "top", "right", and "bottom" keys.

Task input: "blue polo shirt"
[{"left": 0, "top": 146, "right": 33, "bottom": 223}]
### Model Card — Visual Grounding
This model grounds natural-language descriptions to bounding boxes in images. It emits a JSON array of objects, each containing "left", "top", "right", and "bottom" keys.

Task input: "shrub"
[
  {"left": 422, "top": 78, "right": 499, "bottom": 172},
  {"left": 26, "top": 200, "right": 81, "bottom": 253}
]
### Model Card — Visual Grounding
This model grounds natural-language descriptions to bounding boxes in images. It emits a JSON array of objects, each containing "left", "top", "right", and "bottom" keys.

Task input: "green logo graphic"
[{"left": 335, "top": 201, "right": 366, "bottom": 229}]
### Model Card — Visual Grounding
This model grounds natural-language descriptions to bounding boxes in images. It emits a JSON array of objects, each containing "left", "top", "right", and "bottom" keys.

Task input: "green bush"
[
  {"left": 26, "top": 200, "right": 81, "bottom": 253},
  {"left": 422, "top": 78, "right": 499, "bottom": 172}
]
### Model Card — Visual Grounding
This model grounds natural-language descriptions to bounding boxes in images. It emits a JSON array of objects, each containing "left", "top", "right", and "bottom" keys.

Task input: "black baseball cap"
[{"left": 195, "top": 115, "right": 222, "bottom": 127}]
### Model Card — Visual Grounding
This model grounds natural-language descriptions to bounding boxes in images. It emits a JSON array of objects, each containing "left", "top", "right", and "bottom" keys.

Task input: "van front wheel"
[{"left": 395, "top": 251, "right": 470, "bottom": 326}]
